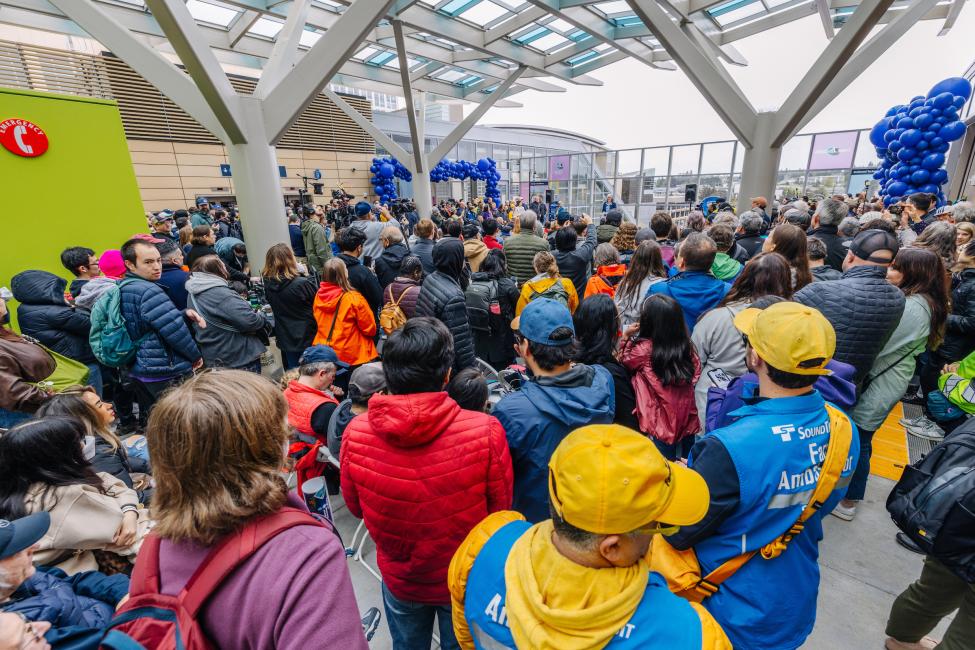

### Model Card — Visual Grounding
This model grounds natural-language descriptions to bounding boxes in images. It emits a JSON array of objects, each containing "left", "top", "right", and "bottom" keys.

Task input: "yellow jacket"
[{"left": 515, "top": 276, "right": 579, "bottom": 315}]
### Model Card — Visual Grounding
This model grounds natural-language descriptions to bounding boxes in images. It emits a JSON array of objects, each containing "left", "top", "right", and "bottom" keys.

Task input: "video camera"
[
  {"left": 326, "top": 188, "right": 357, "bottom": 228},
  {"left": 388, "top": 197, "right": 416, "bottom": 218}
]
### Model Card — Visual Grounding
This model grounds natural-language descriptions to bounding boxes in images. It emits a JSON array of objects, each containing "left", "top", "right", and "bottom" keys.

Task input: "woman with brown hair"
[
  {"left": 37, "top": 386, "right": 152, "bottom": 503},
  {"left": 184, "top": 225, "right": 216, "bottom": 269},
  {"left": 262, "top": 243, "right": 317, "bottom": 370},
  {"left": 839, "top": 248, "right": 950, "bottom": 520},
  {"left": 515, "top": 250, "right": 579, "bottom": 315},
  {"left": 133, "top": 370, "right": 367, "bottom": 648},
  {"left": 614, "top": 240, "right": 668, "bottom": 329},
  {"left": 313, "top": 258, "right": 378, "bottom": 367},
  {"left": 186, "top": 255, "right": 270, "bottom": 373},
  {"left": 762, "top": 222, "right": 813, "bottom": 290},
  {"left": 610, "top": 221, "right": 638, "bottom": 266}
]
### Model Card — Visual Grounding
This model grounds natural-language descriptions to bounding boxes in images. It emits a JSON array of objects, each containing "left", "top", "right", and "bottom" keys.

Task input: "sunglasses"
[{"left": 631, "top": 522, "right": 681, "bottom": 537}]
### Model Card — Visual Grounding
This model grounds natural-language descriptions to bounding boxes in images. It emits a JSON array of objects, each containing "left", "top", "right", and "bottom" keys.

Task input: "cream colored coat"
[{"left": 25, "top": 472, "right": 147, "bottom": 574}]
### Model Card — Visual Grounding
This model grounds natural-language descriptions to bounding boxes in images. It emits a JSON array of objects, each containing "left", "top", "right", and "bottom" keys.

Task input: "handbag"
[
  {"left": 649, "top": 403, "right": 854, "bottom": 602},
  {"left": 26, "top": 340, "right": 90, "bottom": 392}
]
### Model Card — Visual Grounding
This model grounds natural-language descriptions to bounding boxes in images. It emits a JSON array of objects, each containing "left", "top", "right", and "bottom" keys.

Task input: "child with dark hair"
[{"left": 447, "top": 368, "right": 489, "bottom": 412}]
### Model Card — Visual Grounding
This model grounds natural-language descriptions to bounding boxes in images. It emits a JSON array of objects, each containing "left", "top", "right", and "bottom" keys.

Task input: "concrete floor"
[{"left": 332, "top": 474, "right": 954, "bottom": 650}]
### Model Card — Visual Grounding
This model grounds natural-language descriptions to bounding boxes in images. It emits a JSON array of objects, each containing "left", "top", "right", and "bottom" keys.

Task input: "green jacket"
[
  {"left": 596, "top": 223, "right": 618, "bottom": 244},
  {"left": 503, "top": 233, "right": 550, "bottom": 287},
  {"left": 710, "top": 253, "right": 742, "bottom": 281},
  {"left": 190, "top": 211, "right": 212, "bottom": 228},
  {"left": 940, "top": 346, "right": 975, "bottom": 415},
  {"left": 301, "top": 219, "right": 331, "bottom": 273}
]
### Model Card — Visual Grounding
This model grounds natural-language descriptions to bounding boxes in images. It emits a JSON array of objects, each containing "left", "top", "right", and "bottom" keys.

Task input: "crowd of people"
[{"left": 1, "top": 189, "right": 974, "bottom": 650}]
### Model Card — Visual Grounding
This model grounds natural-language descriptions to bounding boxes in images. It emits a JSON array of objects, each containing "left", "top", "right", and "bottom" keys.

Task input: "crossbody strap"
[
  {"left": 187, "top": 291, "right": 240, "bottom": 334},
  {"left": 697, "top": 403, "right": 854, "bottom": 594},
  {"left": 325, "top": 293, "right": 346, "bottom": 344}
]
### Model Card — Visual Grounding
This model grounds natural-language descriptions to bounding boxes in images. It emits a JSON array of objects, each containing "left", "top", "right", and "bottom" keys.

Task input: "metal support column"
[
  {"left": 738, "top": 113, "right": 782, "bottom": 208},
  {"left": 410, "top": 92, "right": 434, "bottom": 216}
]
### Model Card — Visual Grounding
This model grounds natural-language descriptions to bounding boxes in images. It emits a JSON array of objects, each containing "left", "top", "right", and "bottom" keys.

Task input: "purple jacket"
[
  {"left": 158, "top": 494, "right": 367, "bottom": 649},
  {"left": 705, "top": 359, "right": 857, "bottom": 432}
]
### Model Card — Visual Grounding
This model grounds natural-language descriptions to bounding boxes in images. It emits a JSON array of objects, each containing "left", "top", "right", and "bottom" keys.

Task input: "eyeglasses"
[{"left": 631, "top": 522, "right": 681, "bottom": 537}]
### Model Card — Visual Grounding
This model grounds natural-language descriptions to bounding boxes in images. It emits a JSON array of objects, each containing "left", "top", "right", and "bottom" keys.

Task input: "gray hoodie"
[
  {"left": 691, "top": 300, "right": 750, "bottom": 425},
  {"left": 74, "top": 277, "right": 117, "bottom": 312},
  {"left": 185, "top": 272, "right": 269, "bottom": 369}
]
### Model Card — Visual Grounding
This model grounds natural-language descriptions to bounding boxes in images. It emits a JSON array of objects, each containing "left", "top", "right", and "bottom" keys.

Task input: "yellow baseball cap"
[
  {"left": 733, "top": 301, "right": 835, "bottom": 376},
  {"left": 548, "top": 425, "right": 710, "bottom": 534}
]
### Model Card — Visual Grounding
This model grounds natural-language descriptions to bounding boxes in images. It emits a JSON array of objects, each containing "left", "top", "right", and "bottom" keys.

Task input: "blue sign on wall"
[
  {"left": 219, "top": 163, "right": 231, "bottom": 177},
  {"left": 278, "top": 165, "right": 287, "bottom": 178},
  {"left": 313, "top": 168, "right": 322, "bottom": 180}
]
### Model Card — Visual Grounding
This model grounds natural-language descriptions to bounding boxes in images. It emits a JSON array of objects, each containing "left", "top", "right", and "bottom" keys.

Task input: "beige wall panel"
[
  {"left": 175, "top": 153, "right": 227, "bottom": 167},
  {"left": 172, "top": 143, "right": 225, "bottom": 155},
  {"left": 128, "top": 140, "right": 175, "bottom": 153},
  {"left": 135, "top": 176, "right": 183, "bottom": 189},
  {"left": 140, "top": 188, "right": 185, "bottom": 201},
  {"left": 129, "top": 151, "right": 178, "bottom": 165},
  {"left": 133, "top": 163, "right": 180, "bottom": 177}
]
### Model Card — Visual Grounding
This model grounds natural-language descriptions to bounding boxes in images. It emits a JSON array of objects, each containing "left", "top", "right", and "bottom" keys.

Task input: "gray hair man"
[
  {"left": 808, "top": 198, "right": 850, "bottom": 271},
  {"left": 837, "top": 216, "right": 860, "bottom": 239},
  {"left": 504, "top": 209, "right": 550, "bottom": 286},
  {"left": 951, "top": 201, "right": 975, "bottom": 224},
  {"left": 735, "top": 211, "right": 766, "bottom": 259}
]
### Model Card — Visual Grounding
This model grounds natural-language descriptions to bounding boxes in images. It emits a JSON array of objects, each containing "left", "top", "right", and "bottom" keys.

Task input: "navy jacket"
[
  {"left": 12, "top": 270, "right": 94, "bottom": 363},
  {"left": 157, "top": 263, "right": 190, "bottom": 311},
  {"left": 289, "top": 223, "right": 306, "bottom": 257},
  {"left": 2, "top": 567, "right": 129, "bottom": 650},
  {"left": 119, "top": 274, "right": 200, "bottom": 378},
  {"left": 412, "top": 238, "right": 437, "bottom": 276}
]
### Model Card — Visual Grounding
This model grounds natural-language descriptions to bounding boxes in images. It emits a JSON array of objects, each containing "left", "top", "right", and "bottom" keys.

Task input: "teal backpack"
[{"left": 89, "top": 279, "right": 148, "bottom": 368}]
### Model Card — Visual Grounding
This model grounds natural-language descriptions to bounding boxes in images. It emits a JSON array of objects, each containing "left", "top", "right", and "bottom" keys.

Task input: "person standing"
[
  {"left": 552, "top": 214, "right": 597, "bottom": 295},
  {"left": 649, "top": 233, "right": 730, "bottom": 332},
  {"left": 807, "top": 198, "right": 849, "bottom": 271},
  {"left": 184, "top": 226, "right": 216, "bottom": 270},
  {"left": 0, "top": 295, "right": 55, "bottom": 428},
  {"left": 301, "top": 207, "right": 332, "bottom": 276},
  {"left": 262, "top": 243, "right": 318, "bottom": 370},
  {"left": 156, "top": 241, "right": 190, "bottom": 311},
  {"left": 150, "top": 213, "right": 178, "bottom": 243},
  {"left": 504, "top": 211, "right": 549, "bottom": 286},
  {"left": 334, "top": 228, "right": 383, "bottom": 324},
  {"left": 312, "top": 259, "right": 378, "bottom": 370},
  {"left": 60, "top": 247, "right": 101, "bottom": 299},
  {"left": 189, "top": 198, "right": 211, "bottom": 228},
  {"left": 288, "top": 213, "right": 307, "bottom": 264},
  {"left": 341, "top": 318, "right": 513, "bottom": 650},
  {"left": 600, "top": 194, "right": 618, "bottom": 213},
  {"left": 375, "top": 226, "right": 411, "bottom": 288},
  {"left": 412, "top": 218, "right": 438, "bottom": 276},
  {"left": 415, "top": 239, "right": 477, "bottom": 373}
]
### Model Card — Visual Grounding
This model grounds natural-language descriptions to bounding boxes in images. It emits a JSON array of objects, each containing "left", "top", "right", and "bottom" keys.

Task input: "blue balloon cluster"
[
  {"left": 870, "top": 77, "right": 972, "bottom": 207},
  {"left": 429, "top": 158, "right": 501, "bottom": 203},
  {"left": 369, "top": 156, "right": 412, "bottom": 204}
]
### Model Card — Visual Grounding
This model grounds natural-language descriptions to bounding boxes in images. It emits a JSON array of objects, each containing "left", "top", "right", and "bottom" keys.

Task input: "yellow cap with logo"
[
  {"left": 733, "top": 301, "right": 836, "bottom": 376},
  {"left": 548, "top": 425, "right": 710, "bottom": 534}
]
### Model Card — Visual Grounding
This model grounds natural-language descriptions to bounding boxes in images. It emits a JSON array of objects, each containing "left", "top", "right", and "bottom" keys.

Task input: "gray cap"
[{"left": 349, "top": 362, "right": 386, "bottom": 402}]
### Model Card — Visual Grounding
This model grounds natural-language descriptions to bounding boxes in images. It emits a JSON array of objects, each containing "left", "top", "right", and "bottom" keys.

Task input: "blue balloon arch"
[{"left": 369, "top": 156, "right": 501, "bottom": 205}]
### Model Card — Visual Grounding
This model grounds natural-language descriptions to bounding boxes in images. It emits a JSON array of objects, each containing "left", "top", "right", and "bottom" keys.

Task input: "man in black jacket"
[
  {"left": 807, "top": 198, "right": 849, "bottom": 271},
  {"left": 335, "top": 227, "right": 383, "bottom": 324},
  {"left": 414, "top": 238, "right": 476, "bottom": 373},
  {"left": 375, "top": 226, "right": 410, "bottom": 289},
  {"left": 553, "top": 214, "right": 596, "bottom": 295}
]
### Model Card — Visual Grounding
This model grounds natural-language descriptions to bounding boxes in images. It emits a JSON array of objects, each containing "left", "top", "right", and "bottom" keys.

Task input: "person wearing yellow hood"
[
  {"left": 447, "top": 424, "right": 731, "bottom": 650},
  {"left": 515, "top": 251, "right": 579, "bottom": 315}
]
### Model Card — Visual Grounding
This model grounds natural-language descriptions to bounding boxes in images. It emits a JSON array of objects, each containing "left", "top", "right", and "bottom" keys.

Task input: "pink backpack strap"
[
  {"left": 177, "top": 508, "right": 324, "bottom": 617},
  {"left": 128, "top": 533, "right": 163, "bottom": 596}
]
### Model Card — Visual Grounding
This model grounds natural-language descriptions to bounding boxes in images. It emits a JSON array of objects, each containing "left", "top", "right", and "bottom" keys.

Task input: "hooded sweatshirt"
[
  {"left": 464, "top": 238, "right": 489, "bottom": 273},
  {"left": 312, "top": 283, "right": 377, "bottom": 366},
  {"left": 516, "top": 276, "right": 579, "bottom": 315},
  {"left": 583, "top": 264, "right": 627, "bottom": 300},
  {"left": 648, "top": 271, "right": 730, "bottom": 333},
  {"left": 185, "top": 272, "right": 268, "bottom": 369},
  {"left": 11, "top": 270, "right": 94, "bottom": 363},
  {"left": 493, "top": 364, "right": 615, "bottom": 522},
  {"left": 710, "top": 253, "right": 742, "bottom": 282},
  {"left": 74, "top": 276, "right": 117, "bottom": 312}
]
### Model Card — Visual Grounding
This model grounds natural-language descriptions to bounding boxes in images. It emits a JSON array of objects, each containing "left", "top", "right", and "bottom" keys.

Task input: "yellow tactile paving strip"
[{"left": 870, "top": 402, "right": 910, "bottom": 481}]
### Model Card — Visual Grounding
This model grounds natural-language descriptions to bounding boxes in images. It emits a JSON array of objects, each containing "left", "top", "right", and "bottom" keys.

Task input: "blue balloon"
[
  {"left": 898, "top": 148, "right": 918, "bottom": 162},
  {"left": 882, "top": 129, "right": 900, "bottom": 144},
  {"left": 931, "top": 169, "right": 949, "bottom": 184},
  {"left": 943, "top": 109, "right": 959, "bottom": 121},
  {"left": 930, "top": 108, "right": 943, "bottom": 118},
  {"left": 921, "top": 153, "right": 946, "bottom": 170},
  {"left": 920, "top": 183, "right": 940, "bottom": 194},
  {"left": 916, "top": 140, "right": 929, "bottom": 151},
  {"left": 928, "top": 77, "right": 973, "bottom": 101},
  {"left": 888, "top": 181, "right": 909, "bottom": 196},
  {"left": 889, "top": 140, "right": 904, "bottom": 153},
  {"left": 953, "top": 95, "right": 967, "bottom": 108},
  {"left": 476, "top": 158, "right": 490, "bottom": 172},
  {"left": 914, "top": 113, "right": 935, "bottom": 130},
  {"left": 887, "top": 104, "right": 907, "bottom": 117},
  {"left": 379, "top": 163, "right": 394, "bottom": 178},
  {"left": 896, "top": 117, "right": 915, "bottom": 129},
  {"left": 910, "top": 170, "right": 931, "bottom": 184},
  {"left": 900, "top": 129, "right": 923, "bottom": 146},
  {"left": 909, "top": 98, "right": 925, "bottom": 110},
  {"left": 908, "top": 107, "right": 923, "bottom": 118},
  {"left": 941, "top": 121, "right": 966, "bottom": 141},
  {"left": 933, "top": 141, "right": 950, "bottom": 154},
  {"left": 932, "top": 92, "right": 955, "bottom": 109}
]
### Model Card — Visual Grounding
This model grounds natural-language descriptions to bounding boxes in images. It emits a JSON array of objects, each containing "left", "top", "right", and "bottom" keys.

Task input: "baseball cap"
[
  {"left": 0, "top": 512, "right": 50, "bottom": 560},
  {"left": 734, "top": 301, "right": 836, "bottom": 376},
  {"left": 299, "top": 345, "right": 350, "bottom": 374},
  {"left": 153, "top": 212, "right": 174, "bottom": 224},
  {"left": 510, "top": 298, "right": 574, "bottom": 346},
  {"left": 548, "top": 425, "right": 709, "bottom": 534},
  {"left": 196, "top": 197, "right": 209, "bottom": 206},
  {"left": 355, "top": 201, "right": 372, "bottom": 217},
  {"left": 132, "top": 233, "right": 166, "bottom": 244},
  {"left": 349, "top": 362, "right": 386, "bottom": 401},
  {"left": 843, "top": 228, "right": 899, "bottom": 263}
]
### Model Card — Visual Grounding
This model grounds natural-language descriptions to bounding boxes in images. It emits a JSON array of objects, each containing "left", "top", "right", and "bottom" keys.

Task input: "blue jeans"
[
  {"left": 85, "top": 362, "right": 104, "bottom": 397},
  {"left": 653, "top": 436, "right": 695, "bottom": 461},
  {"left": 382, "top": 583, "right": 459, "bottom": 650},
  {"left": 0, "top": 408, "right": 31, "bottom": 429},
  {"left": 845, "top": 427, "right": 875, "bottom": 501}
]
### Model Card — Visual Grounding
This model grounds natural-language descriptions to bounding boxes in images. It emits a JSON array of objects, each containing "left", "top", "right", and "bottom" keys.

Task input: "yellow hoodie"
[{"left": 515, "top": 275, "right": 579, "bottom": 315}]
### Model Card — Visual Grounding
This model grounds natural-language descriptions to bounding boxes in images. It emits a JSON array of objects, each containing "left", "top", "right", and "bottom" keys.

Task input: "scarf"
[{"left": 504, "top": 521, "right": 648, "bottom": 650}]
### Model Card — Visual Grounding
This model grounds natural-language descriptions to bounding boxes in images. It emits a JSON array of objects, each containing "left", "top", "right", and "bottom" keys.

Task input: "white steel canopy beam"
[
  {"left": 322, "top": 88, "right": 413, "bottom": 168},
  {"left": 427, "top": 66, "right": 526, "bottom": 166},
  {"left": 228, "top": 9, "right": 260, "bottom": 47},
  {"left": 816, "top": 0, "right": 836, "bottom": 38},
  {"left": 484, "top": 7, "right": 546, "bottom": 45},
  {"left": 262, "top": 0, "right": 398, "bottom": 144},
  {"left": 144, "top": 0, "right": 247, "bottom": 143},
  {"left": 254, "top": 0, "right": 311, "bottom": 97},
  {"left": 47, "top": 0, "right": 231, "bottom": 143},
  {"left": 771, "top": 0, "right": 894, "bottom": 146},
  {"left": 393, "top": 20, "right": 425, "bottom": 173}
]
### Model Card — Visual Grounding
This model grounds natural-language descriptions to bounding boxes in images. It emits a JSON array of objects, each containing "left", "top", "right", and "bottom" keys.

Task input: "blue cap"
[
  {"left": 355, "top": 201, "right": 372, "bottom": 217},
  {"left": 196, "top": 197, "right": 209, "bottom": 206},
  {"left": 299, "top": 345, "right": 350, "bottom": 374},
  {"left": 511, "top": 298, "right": 575, "bottom": 346},
  {"left": 0, "top": 512, "right": 50, "bottom": 560}
]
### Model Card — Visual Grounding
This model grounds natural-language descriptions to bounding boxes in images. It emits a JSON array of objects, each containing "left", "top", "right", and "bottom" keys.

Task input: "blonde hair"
[
  {"left": 262, "top": 243, "right": 300, "bottom": 281},
  {"left": 323, "top": 257, "right": 353, "bottom": 292},
  {"left": 533, "top": 250, "right": 559, "bottom": 276},
  {"left": 178, "top": 225, "right": 193, "bottom": 248},
  {"left": 37, "top": 385, "right": 121, "bottom": 451},
  {"left": 147, "top": 370, "right": 289, "bottom": 545}
]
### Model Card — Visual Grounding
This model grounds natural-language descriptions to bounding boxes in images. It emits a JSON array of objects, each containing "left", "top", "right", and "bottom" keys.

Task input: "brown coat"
[
  {"left": 0, "top": 328, "right": 55, "bottom": 413},
  {"left": 26, "top": 472, "right": 146, "bottom": 574}
]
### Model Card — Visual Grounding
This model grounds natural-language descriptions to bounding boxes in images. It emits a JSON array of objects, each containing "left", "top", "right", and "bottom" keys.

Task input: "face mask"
[{"left": 82, "top": 435, "right": 97, "bottom": 461}]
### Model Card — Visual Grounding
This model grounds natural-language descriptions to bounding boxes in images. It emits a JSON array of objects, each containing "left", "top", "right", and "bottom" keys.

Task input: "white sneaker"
[
  {"left": 905, "top": 418, "right": 946, "bottom": 441},
  {"left": 898, "top": 414, "right": 928, "bottom": 428},
  {"left": 831, "top": 501, "right": 857, "bottom": 521}
]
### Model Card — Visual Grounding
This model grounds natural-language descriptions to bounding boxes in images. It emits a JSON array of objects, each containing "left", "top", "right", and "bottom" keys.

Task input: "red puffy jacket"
[
  {"left": 620, "top": 337, "right": 701, "bottom": 445},
  {"left": 340, "top": 391, "right": 513, "bottom": 604}
]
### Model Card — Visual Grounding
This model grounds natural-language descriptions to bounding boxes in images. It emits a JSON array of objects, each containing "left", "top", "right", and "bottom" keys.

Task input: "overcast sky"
[{"left": 478, "top": 8, "right": 975, "bottom": 149}]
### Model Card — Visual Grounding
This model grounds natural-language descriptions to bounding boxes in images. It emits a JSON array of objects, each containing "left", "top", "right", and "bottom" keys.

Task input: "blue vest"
[
  {"left": 691, "top": 392, "right": 858, "bottom": 650},
  {"left": 465, "top": 521, "right": 706, "bottom": 650}
]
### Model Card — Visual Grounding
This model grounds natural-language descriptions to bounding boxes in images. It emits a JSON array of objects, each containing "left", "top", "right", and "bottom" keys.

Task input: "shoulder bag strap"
[
  {"left": 698, "top": 403, "right": 854, "bottom": 592},
  {"left": 127, "top": 533, "right": 162, "bottom": 596},
  {"left": 325, "top": 293, "right": 346, "bottom": 344},
  {"left": 179, "top": 508, "right": 325, "bottom": 616},
  {"left": 862, "top": 344, "right": 925, "bottom": 393},
  {"left": 187, "top": 291, "right": 240, "bottom": 334}
]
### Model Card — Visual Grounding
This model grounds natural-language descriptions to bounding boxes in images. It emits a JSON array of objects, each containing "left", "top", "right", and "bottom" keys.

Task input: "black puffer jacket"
[
  {"left": 375, "top": 242, "right": 411, "bottom": 288},
  {"left": 554, "top": 226, "right": 597, "bottom": 295},
  {"left": 940, "top": 269, "right": 975, "bottom": 361},
  {"left": 263, "top": 275, "right": 318, "bottom": 353},
  {"left": 11, "top": 270, "right": 94, "bottom": 363},
  {"left": 807, "top": 225, "right": 846, "bottom": 271},
  {"left": 415, "top": 239, "right": 476, "bottom": 372},
  {"left": 337, "top": 253, "right": 383, "bottom": 323},
  {"left": 794, "top": 265, "right": 905, "bottom": 384}
]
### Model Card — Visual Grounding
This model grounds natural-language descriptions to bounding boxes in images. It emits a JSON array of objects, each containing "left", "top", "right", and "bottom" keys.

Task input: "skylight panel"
[
  {"left": 248, "top": 17, "right": 284, "bottom": 39},
  {"left": 459, "top": 1, "right": 509, "bottom": 24},
  {"left": 299, "top": 30, "right": 322, "bottom": 48},
  {"left": 594, "top": 1, "right": 631, "bottom": 15},
  {"left": 186, "top": 0, "right": 238, "bottom": 27},
  {"left": 531, "top": 32, "right": 570, "bottom": 51},
  {"left": 546, "top": 18, "right": 574, "bottom": 33},
  {"left": 354, "top": 46, "right": 378, "bottom": 60}
]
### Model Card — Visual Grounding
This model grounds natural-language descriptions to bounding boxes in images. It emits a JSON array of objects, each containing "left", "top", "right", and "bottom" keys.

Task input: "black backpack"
[
  {"left": 887, "top": 420, "right": 975, "bottom": 582},
  {"left": 465, "top": 279, "right": 502, "bottom": 335}
]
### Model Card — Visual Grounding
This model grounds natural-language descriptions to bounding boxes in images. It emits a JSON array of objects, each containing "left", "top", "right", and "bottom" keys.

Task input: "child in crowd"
[{"left": 447, "top": 368, "right": 490, "bottom": 412}]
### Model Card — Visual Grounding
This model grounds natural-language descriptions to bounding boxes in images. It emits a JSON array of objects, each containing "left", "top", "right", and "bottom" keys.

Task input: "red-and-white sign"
[{"left": 0, "top": 118, "right": 48, "bottom": 157}]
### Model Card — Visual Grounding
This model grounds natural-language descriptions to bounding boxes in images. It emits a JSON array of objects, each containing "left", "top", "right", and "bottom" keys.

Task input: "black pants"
[{"left": 132, "top": 375, "right": 189, "bottom": 418}]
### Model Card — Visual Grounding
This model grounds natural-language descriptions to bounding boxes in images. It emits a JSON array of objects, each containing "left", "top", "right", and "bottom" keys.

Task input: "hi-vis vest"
[
  {"left": 284, "top": 380, "right": 338, "bottom": 440},
  {"left": 692, "top": 392, "right": 858, "bottom": 650},
  {"left": 465, "top": 520, "right": 707, "bottom": 650}
]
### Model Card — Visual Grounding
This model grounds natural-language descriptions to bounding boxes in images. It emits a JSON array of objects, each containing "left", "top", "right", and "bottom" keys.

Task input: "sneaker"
[
  {"left": 905, "top": 418, "right": 946, "bottom": 441},
  {"left": 885, "top": 636, "right": 938, "bottom": 649},
  {"left": 831, "top": 501, "right": 857, "bottom": 521},
  {"left": 898, "top": 414, "right": 928, "bottom": 428}
]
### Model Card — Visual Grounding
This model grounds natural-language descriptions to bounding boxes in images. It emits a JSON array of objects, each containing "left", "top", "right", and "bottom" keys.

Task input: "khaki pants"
[{"left": 886, "top": 556, "right": 975, "bottom": 650}]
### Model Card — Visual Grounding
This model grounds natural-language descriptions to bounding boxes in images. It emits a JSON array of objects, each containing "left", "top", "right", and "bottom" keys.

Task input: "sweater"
[{"left": 504, "top": 234, "right": 550, "bottom": 286}]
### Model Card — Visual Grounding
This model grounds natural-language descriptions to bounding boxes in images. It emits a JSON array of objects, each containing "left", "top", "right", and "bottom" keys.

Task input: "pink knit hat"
[{"left": 99, "top": 250, "right": 126, "bottom": 279}]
